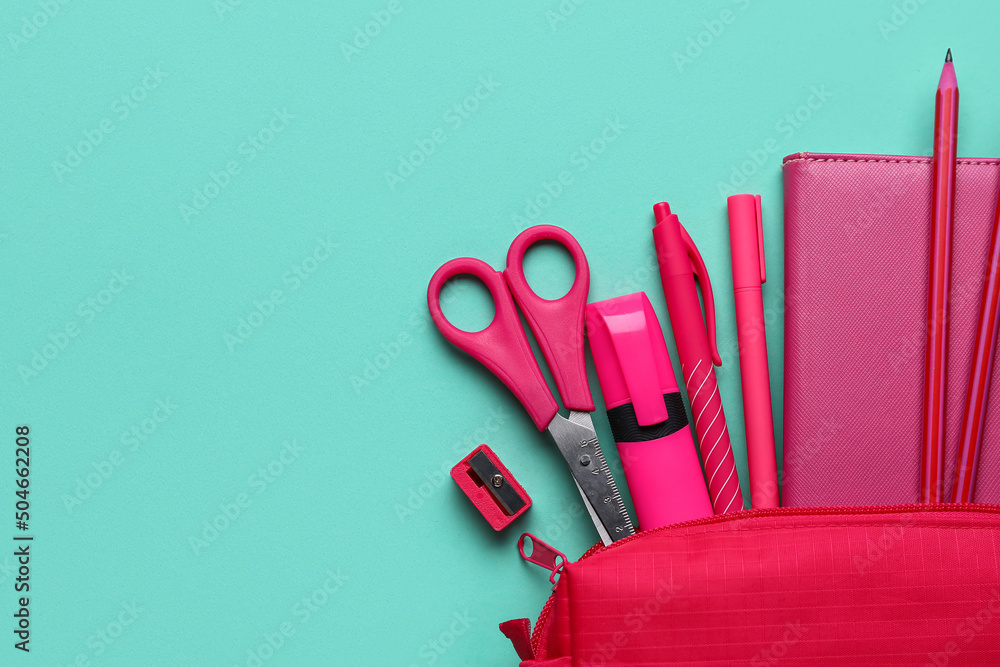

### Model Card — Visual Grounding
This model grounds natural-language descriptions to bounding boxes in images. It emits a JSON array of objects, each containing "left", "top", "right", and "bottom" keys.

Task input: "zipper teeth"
[
  {"left": 528, "top": 503, "right": 1000, "bottom": 655},
  {"left": 530, "top": 593, "right": 556, "bottom": 653},
  {"left": 591, "top": 503, "right": 1000, "bottom": 556}
]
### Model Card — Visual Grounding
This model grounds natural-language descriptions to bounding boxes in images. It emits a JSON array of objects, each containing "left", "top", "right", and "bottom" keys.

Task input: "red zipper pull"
[{"left": 518, "top": 533, "right": 567, "bottom": 585}]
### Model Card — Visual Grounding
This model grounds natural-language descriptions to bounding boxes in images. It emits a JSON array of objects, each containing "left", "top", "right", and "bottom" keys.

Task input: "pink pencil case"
[{"left": 504, "top": 504, "right": 1000, "bottom": 665}]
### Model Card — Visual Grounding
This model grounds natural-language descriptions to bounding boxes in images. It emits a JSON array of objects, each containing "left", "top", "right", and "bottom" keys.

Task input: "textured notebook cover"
[{"left": 783, "top": 152, "right": 1000, "bottom": 506}]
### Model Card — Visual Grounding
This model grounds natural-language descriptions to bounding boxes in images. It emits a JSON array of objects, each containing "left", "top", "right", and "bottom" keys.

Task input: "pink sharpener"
[{"left": 451, "top": 445, "right": 531, "bottom": 530}]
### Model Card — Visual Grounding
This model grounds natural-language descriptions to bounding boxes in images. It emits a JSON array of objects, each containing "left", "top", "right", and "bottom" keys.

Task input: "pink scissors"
[{"left": 427, "top": 225, "right": 634, "bottom": 545}]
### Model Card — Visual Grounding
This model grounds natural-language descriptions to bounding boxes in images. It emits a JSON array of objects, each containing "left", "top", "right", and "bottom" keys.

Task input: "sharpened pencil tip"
[{"left": 946, "top": 48, "right": 952, "bottom": 63}]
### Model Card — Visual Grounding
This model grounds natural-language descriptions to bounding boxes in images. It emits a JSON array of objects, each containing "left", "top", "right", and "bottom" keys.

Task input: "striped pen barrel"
[
  {"left": 653, "top": 203, "right": 745, "bottom": 514},
  {"left": 922, "top": 50, "right": 958, "bottom": 503},
  {"left": 683, "top": 358, "right": 743, "bottom": 514}
]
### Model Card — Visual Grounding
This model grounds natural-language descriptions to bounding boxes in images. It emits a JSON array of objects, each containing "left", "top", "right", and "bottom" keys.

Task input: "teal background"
[{"left": 3, "top": 0, "right": 999, "bottom": 664}]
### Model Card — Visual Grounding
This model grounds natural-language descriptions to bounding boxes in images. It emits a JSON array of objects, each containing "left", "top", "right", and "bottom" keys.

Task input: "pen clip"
[
  {"left": 754, "top": 195, "right": 766, "bottom": 284},
  {"left": 678, "top": 224, "right": 722, "bottom": 367}
]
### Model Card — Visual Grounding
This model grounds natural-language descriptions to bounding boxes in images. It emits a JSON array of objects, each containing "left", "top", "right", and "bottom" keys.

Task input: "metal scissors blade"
[{"left": 547, "top": 411, "right": 634, "bottom": 545}]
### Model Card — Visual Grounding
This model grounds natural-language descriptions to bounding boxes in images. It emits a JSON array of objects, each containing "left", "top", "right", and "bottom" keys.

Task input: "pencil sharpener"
[{"left": 451, "top": 445, "right": 531, "bottom": 530}]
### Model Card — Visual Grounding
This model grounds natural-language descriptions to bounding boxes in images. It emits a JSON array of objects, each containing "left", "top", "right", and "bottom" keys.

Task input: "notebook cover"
[{"left": 783, "top": 152, "right": 1000, "bottom": 506}]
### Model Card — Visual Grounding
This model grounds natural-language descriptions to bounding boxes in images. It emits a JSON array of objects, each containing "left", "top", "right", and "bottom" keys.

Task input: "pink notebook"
[{"left": 783, "top": 152, "right": 1000, "bottom": 506}]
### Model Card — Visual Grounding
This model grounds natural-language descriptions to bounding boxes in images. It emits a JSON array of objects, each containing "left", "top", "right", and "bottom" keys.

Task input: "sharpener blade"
[{"left": 468, "top": 450, "right": 526, "bottom": 515}]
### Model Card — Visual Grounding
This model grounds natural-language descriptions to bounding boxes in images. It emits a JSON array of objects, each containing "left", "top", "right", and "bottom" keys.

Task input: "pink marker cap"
[
  {"left": 586, "top": 293, "right": 680, "bottom": 426},
  {"left": 727, "top": 194, "right": 765, "bottom": 287}
]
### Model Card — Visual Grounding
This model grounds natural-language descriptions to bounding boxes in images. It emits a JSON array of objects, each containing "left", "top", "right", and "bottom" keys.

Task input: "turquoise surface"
[{"left": 4, "top": 0, "right": 1000, "bottom": 664}]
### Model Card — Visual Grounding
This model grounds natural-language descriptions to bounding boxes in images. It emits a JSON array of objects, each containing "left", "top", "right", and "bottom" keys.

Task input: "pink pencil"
[
  {"left": 953, "top": 166, "right": 1000, "bottom": 502},
  {"left": 921, "top": 49, "right": 958, "bottom": 504}
]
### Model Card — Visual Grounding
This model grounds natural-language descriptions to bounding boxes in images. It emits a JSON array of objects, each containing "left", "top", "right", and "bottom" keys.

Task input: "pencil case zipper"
[{"left": 522, "top": 502, "right": 1000, "bottom": 657}]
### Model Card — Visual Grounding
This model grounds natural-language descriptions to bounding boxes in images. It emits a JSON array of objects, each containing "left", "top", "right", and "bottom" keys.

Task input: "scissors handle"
[
  {"left": 427, "top": 257, "right": 559, "bottom": 430},
  {"left": 505, "top": 225, "right": 594, "bottom": 412}
]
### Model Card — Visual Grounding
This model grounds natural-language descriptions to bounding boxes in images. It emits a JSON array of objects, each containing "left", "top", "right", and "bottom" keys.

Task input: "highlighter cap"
[
  {"left": 726, "top": 194, "right": 766, "bottom": 288},
  {"left": 586, "top": 292, "right": 680, "bottom": 427}
]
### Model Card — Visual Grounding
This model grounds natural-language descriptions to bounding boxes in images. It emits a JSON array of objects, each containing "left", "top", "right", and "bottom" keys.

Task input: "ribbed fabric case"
[
  {"left": 782, "top": 152, "right": 1000, "bottom": 506},
  {"left": 510, "top": 505, "right": 1000, "bottom": 666}
]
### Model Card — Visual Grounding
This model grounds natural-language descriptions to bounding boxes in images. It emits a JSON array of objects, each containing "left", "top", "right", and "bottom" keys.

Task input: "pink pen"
[
  {"left": 587, "top": 292, "right": 713, "bottom": 529},
  {"left": 653, "top": 202, "right": 745, "bottom": 514},
  {"left": 727, "top": 195, "right": 779, "bottom": 508}
]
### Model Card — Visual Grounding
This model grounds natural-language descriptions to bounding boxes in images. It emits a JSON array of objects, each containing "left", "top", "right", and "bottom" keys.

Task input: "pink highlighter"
[{"left": 587, "top": 292, "right": 713, "bottom": 529}]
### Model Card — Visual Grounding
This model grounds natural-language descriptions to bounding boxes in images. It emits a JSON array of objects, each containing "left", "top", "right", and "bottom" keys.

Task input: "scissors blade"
[
  {"left": 546, "top": 411, "right": 635, "bottom": 545},
  {"left": 571, "top": 479, "right": 612, "bottom": 546}
]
